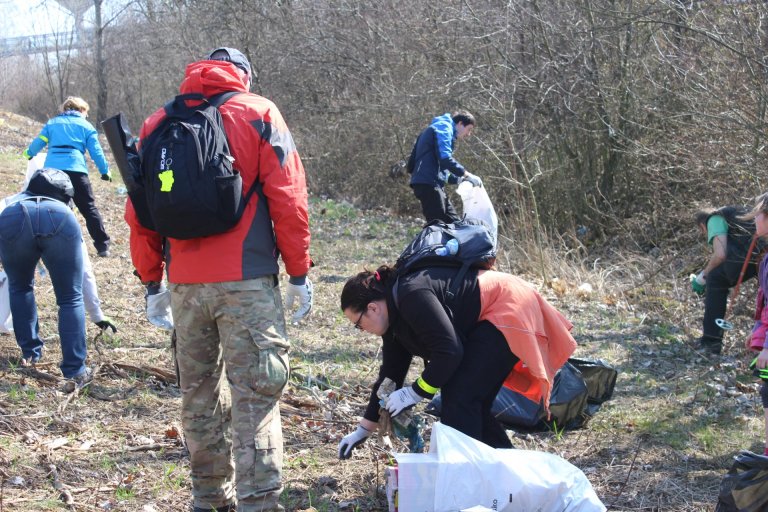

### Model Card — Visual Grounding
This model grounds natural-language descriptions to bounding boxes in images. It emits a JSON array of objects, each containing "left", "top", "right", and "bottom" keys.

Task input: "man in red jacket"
[{"left": 125, "top": 48, "right": 312, "bottom": 512}]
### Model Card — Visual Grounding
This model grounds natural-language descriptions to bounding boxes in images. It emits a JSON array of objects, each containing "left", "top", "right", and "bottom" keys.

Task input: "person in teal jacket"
[{"left": 24, "top": 96, "right": 112, "bottom": 256}]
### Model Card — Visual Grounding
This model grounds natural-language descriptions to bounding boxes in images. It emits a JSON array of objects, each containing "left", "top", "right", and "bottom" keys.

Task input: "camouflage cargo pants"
[{"left": 170, "top": 277, "right": 289, "bottom": 512}]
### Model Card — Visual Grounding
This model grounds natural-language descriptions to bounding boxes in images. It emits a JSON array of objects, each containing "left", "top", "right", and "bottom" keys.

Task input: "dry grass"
[{"left": 0, "top": 110, "right": 763, "bottom": 511}]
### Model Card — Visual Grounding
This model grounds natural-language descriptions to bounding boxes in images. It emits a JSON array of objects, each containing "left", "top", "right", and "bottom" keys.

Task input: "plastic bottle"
[{"left": 435, "top": 238, "right": 459, "bottom": 257}]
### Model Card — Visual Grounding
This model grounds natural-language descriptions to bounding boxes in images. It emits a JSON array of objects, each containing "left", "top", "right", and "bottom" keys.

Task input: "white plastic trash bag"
[
  {"left": 24, "top": 153, "right": 46, "bottom": 189},
  {"left": 0, "top": 271, "right": 13, "bottom": 333},
  {"left": 457, "top": 181, "right": 498, "bottom": 247},
  {"left": 431, "top": 422, "right": 606, "bottom": 512}
]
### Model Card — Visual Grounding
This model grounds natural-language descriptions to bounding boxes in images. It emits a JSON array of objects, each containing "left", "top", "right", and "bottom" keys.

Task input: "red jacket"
[{"left": 125, "top": 60, "right": 311, "bottom": 284}]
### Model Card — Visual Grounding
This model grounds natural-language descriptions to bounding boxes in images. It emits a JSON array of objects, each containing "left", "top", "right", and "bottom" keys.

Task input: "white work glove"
[
  {"left": 285, "top": 278, "right": 313, "bottom": 322},
  {"left": 461, "top": 171, "right": 483, "bottom": 187},
  {"left": 338, "top": 425, "right": 372, "bottom": 459},
  {"left": 146, "top": 289, "right": 174, "bottom": 331},
  {"left": 384, "top": 385, "right": 424, "bottom": 417},
  {"left": 695, "top": 271, "right": 706, "bottom": 286}
]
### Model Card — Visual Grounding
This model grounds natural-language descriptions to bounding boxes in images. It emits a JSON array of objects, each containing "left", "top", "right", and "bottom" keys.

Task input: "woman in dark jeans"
[{"left": 0, "top": 169, "right": 91, "bottom": 385}]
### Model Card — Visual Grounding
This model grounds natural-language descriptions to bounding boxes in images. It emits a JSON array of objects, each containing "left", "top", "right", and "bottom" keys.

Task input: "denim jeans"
[{"left": 0, "top": 197, "right": 86, "bottom": 378}]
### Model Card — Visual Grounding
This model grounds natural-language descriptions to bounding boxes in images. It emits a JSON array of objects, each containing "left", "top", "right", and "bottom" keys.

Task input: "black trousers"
[
  {"left": 703, "top": 259, "right": 757, "bottom": 342},
  {"left": 63, "top": 171, "right": 110, "bottom": 253},
  {"left": 440, "top": 320, "right": 519, "bottom": 448},
  {"left": 411, "top": 184, "right": 461, "bottom": 224}
]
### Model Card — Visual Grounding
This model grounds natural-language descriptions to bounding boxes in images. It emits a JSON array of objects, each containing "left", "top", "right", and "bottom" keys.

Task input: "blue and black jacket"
[
  {"left": 25, "top": 111, "right": 109, "bottom": 177},
  {"left": 408, "top": 113, "right": 467, "bottom": 188}
]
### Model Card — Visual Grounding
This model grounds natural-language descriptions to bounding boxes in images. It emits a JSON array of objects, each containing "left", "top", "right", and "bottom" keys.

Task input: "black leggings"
[
  {"left": 703, "top": 260, "right": 756, "bottom": 341},
  {"left": 63, "top": 171, "right": 110, "bottom": 253},
  {"left": 440, "top": 321, "right": 519, "bottom": 448}
]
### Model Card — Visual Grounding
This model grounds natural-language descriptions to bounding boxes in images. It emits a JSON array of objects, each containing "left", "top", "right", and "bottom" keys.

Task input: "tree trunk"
[{"left": 94, "top": 0, "right": 107, "bottom": 126}]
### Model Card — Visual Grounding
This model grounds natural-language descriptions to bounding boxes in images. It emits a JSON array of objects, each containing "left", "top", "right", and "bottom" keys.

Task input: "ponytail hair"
[{"left": 340, "top": 265, "right": 397, "bottom": 312}]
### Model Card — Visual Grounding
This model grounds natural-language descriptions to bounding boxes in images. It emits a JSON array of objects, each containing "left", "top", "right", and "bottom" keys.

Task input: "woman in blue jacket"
[{"left": 25, "top": 97, "right": 112, "bottom": 256}]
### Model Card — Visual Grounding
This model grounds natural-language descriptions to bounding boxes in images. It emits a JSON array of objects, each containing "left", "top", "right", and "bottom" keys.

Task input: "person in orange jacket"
[{"left": 336, "top": 265, "right": 576, "bottom": 459}]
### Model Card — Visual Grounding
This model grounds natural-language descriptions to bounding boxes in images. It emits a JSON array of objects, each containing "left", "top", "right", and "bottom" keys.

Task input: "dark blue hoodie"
[{"left": 409, "top": 113, "right": 467, "bottom": 187}]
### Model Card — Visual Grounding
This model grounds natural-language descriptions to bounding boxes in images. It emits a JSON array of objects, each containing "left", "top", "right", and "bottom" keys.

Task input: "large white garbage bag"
[
  {"left": 457, "top": 181, "right": 498, "bottom": 247},
  {"left": 0, "top": 271, "right": 12, "bottom": 333},
  {"left": 24, "top": 153, "right": 46, "bottom": 188},
  {"left": 430, "top": 422, "right": 606, "bottom": 512}
]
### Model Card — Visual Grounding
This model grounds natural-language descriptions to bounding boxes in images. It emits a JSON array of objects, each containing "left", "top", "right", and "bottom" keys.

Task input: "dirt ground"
[{"left": 0, "top": 110, "right": 764, "bottom": 511}]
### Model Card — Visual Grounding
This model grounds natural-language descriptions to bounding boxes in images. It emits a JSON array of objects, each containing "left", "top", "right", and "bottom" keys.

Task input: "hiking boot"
[
  {"left": 192, "top": 505, "right": 236, "bottom": 512},
  {"left": 72, "top": 367, "right": 93, "bottom": 387},
  {"left": 696, "top": 337, "right": 722, "bottom": 355},
  {"left": 97, "top": 250, "right": 110, "bottom": 258}
]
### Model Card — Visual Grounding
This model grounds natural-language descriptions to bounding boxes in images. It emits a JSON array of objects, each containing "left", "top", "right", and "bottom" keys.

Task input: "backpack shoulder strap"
[
  {"left": 207, "top": 91, "right": 241, "bottom": 108},
  {"left": 162, "top": 91, "right": 240, "bottom": 118},
  {"left": 391, "top": 277, "right": 401, "bottom": 305},
  {"left": 446, "top": 262, "right": 471, "bottom": 301},
  {"left": 163, "top": 93, "right": 204, "bottom": 118},
  {"left": 206, "top": 90, "right": 257, "bottom": 212}
]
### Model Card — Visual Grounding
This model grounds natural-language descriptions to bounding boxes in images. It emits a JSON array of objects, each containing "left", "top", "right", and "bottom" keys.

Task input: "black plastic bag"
[
  {"left": 716, "top": 451, "right": 768, "bottom": 512},
  {"left": 426, "top": 361, "right": 592, "bottom": 431},
  {"left": 425, "top": 385, "right": 546, "bottom": 430},
  {"left": 491, "top": 386, "right": 545, "bottom": 429},
  {"left": 541, "top": 362, "right": 589, "bottom": 430},
  {"left": 569, "top": 357, "right": 618, "bottom": 404}
]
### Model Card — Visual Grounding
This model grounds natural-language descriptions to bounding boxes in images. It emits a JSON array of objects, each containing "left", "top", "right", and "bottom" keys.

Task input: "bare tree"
[{"left": 7, "top": 0, "right": 765, "bottom": 259}]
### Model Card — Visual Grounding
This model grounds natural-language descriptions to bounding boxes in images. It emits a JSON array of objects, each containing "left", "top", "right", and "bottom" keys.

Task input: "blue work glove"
[
  {"left": 285, "top": 277, "right": 313, "bottom": 322},
  {"left": 338, "top": 425, "right": 373, "bottom": 460},
  {"left": 385, "top": 386, "right": 424, "bottom": 417},
  {"left": 690, "top": 272, "right": 706, "bottom": 296}
]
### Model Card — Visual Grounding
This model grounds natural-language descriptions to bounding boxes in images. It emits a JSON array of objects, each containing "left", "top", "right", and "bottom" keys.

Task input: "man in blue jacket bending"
[{"left": 408, "top": 110, "right": 482, "bottom": 223}]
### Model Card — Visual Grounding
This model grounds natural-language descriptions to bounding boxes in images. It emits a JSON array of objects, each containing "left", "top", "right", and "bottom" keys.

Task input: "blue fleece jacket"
[
  {"left": 409, "top": 113, "right": 467, "bottom": 187},
  {"left": 25, "top": 111, "right": 109, "bottom": 176}
]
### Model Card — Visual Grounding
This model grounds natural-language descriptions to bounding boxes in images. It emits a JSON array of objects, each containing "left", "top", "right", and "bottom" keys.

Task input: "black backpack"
[
  {"left": 393, "top": 218, "right": 497, "bottom": 301},
  {"left": 405, "top": 136, "right": 418, "bottom": 174},
  {"left": 137, "top": 92, "right": 259, "bottom": 239},
  {"left": 716, "top": 206, "right": 765, "bottom": 263},
  {"left": 405, "top": 128, "right": 438, "bottom": 175}
]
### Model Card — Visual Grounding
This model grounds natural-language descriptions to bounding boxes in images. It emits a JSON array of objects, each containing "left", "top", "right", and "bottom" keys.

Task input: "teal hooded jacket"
[{"left": 25, "top": 111, "right": 109, "bottom": 176}]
